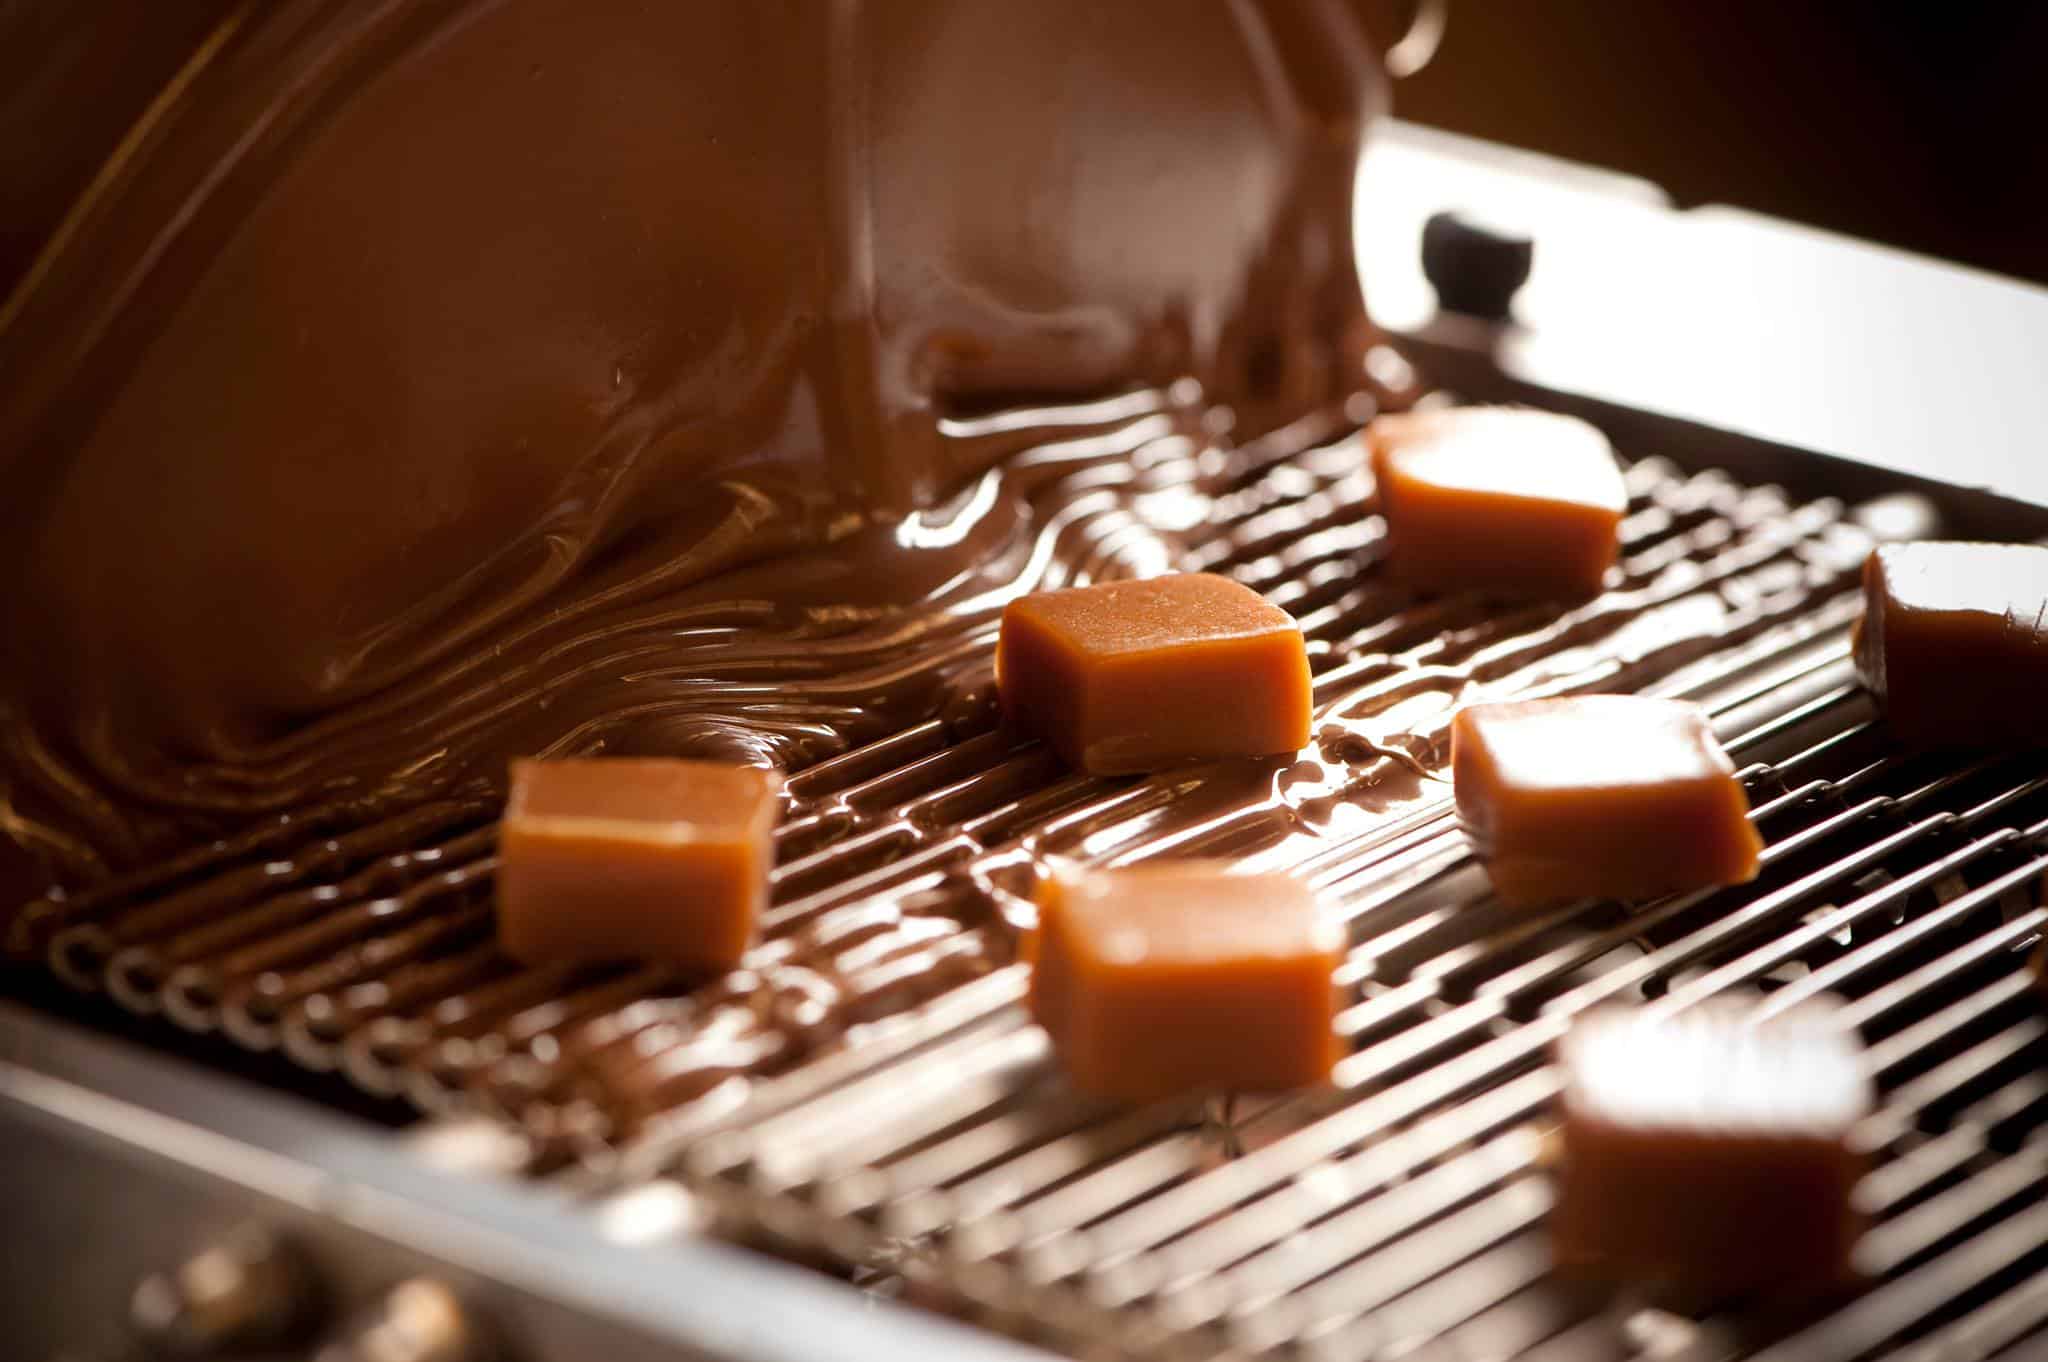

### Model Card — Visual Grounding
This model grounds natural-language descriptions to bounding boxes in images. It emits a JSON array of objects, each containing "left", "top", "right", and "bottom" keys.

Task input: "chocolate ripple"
[{"left": 6, "top": 388, "right": 1884, "bottom": 1159}]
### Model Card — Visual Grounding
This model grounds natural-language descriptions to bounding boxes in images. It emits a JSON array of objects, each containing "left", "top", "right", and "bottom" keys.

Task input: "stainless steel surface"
[
  {"left": 0, "top": 1000, "right": 1055, "bottom": 1362},
  {"left": 1358, "top": 121, "right": 2048, "bottom": 508},
  {"left": 314, "top": 1279, "right": 490, "bottom": 1362},
  {"left": 129, "top": 1223, "right": 311, "bottom": 1356},
  {"left": 8, "top": 127, "right": 2048, "bottom": 1362}
]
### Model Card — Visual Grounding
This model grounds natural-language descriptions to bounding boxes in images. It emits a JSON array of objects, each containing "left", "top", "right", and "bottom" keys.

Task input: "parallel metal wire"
[
  {"left": 655, "top": 613, "right": 2048, "bottom": 1357},
  {"left": 13, "top": 415, "right": 2047, "bottom": 1359},
  {"left": 672, "top": 698, "right": 2048, "bottom": 1361},
  {"left": 14, "top": 431, "right": 1873, "bottom": 1143}
]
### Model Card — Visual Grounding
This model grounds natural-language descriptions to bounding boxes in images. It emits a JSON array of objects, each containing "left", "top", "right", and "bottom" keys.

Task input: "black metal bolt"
[{"left": 1421, "top": 210, "right": 1534, "bottom": 320}]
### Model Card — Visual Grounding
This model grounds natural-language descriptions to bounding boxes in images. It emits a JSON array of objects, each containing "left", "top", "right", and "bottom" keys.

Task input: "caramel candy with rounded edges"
[
  {"left": 1452, "top": 695, "right": 1762, "bottom": 908},
  {"left": 1852, "top": 541, "right": 2048, "bottom": 749},
  {"left": 1368, "top": 407, "right": 1626, "bottom": 599},
  {"left": 497, "top": 758, "right": 780, "bottom": 969},
  {"left": 996, "top": 574, "right": 1312, "bottom": 775},
  {"left": 1027, "top": 863, "right": 1344, "bottom": 1103},
  {"left": 1553, "top": 1002, "right": 1871, "bottom": 1297}
]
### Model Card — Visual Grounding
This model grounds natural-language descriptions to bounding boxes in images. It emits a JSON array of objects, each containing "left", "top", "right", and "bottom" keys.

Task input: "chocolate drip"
[
  {"left": 0, "top": 0, "right": 1383, "bottom": 900},
  {"left": 0, "top": 2, "right": 1889, "bottom": 1165}
]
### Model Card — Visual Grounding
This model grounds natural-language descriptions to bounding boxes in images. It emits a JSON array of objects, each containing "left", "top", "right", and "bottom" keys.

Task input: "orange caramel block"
[
  {"left": 1452, "top": 695, "right": 1762, "bottom": 908},
  {"left": 1852, "top": 541, "right": 2048, "bottom": 749},
  {"left": 1554, "top": 1003, "right": 1871, "bottom": 1297},
  {"left": 996, "top": 574, "right": 1312, "bottom": 775},
  {"left": 1368, "top": 406, "right": 1627, "bottom": 599},
  {"left": 496, "top": 758, "right": 781, "bottom": 970},
  {"left": 1027, "top": 864, "right": 1344, "bottom": 1103}
]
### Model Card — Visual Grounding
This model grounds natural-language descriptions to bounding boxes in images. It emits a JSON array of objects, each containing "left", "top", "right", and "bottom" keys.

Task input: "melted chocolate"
[
  {"left": 10, "top": 409, "right": 1880, "bottom": 1155},
  {"left": 0, "top": 4, "right": 1886, "bottom": 1157},
  {"left": 0, "top": 0, "right": 1382, "bottom": 900}
]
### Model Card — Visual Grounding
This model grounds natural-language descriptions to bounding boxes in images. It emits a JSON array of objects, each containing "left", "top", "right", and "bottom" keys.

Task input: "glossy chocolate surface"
[
  {"left": 0, "top": 8, "right": 1899, "bottom": 1154},
  {"left": 5, "top": 426, "right": 1882, "bottom": 1144},
  {"left": 0, "top": 0, "right": 1382, "bottom": 896}
]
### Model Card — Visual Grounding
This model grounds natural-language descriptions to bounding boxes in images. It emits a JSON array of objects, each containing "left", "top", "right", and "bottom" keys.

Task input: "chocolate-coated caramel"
[
  {"left": 0, "top": 0, "right": 1383, "bottom": 898},
  {"left": 1852, "top": 541, "right": 2048, "bottom": 748}
]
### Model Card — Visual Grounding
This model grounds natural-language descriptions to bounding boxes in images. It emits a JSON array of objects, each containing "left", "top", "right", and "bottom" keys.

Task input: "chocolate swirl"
[{"left": 0, "top": 0, "right": 1383, "bottom": 899}]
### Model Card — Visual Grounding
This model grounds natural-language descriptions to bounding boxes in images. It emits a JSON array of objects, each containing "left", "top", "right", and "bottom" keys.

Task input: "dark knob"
[{"left": 1421, "top": 210, "right": 1533, "bottom": 319}]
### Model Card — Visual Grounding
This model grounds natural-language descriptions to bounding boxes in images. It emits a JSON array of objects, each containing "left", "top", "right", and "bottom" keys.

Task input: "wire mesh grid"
[{"left": 9, "top": 405, "right": 2046, "bottom": 1360}]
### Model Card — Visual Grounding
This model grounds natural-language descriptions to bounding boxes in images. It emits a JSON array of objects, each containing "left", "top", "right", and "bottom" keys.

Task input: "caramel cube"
[
  {"left": 1027, "top": 863, "right": 1344, "bottom": 1103},
  {"left": 996, "top": 574, "right": 1312, "bottom": 775},
  {"left": 1553, "top": 1003, "right": 1870, "bottom": 1297},
  {"left": 497, "top": 758, "right": 781, "bottom": 969},
  {"left": 1452, "top": 695, "right": 1762, "bottom": 908},
  {"left": 1368, "top": 406, "right": 1627, "bottom": 598},
  {"left": 1852, "top": 541, "right": 2048, "bottom": 748}
]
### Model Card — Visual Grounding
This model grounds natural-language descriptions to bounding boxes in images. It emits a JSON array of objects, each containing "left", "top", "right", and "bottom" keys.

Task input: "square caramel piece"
[
  {"left": 1852, "top": 541, "right": 2048, "bottom": 748},
  {"left": 996, "top": 573, "right": 1312, "bottom": 775},
  {"left": 1452, "top": 695, "right": 1762, "bottom": 908},
  {"left": 1368, "top": 406, "right": 1627, "bottom": 599},
  {"left": 1554, "top": 1003, "right": 1871, "bottom": 1297},
  {"left": 1027, "top": 863, "right": 1344, "bottom": 1103},
  {"left": 497, "top": 758, "right": 781, "bottom": 970}
]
